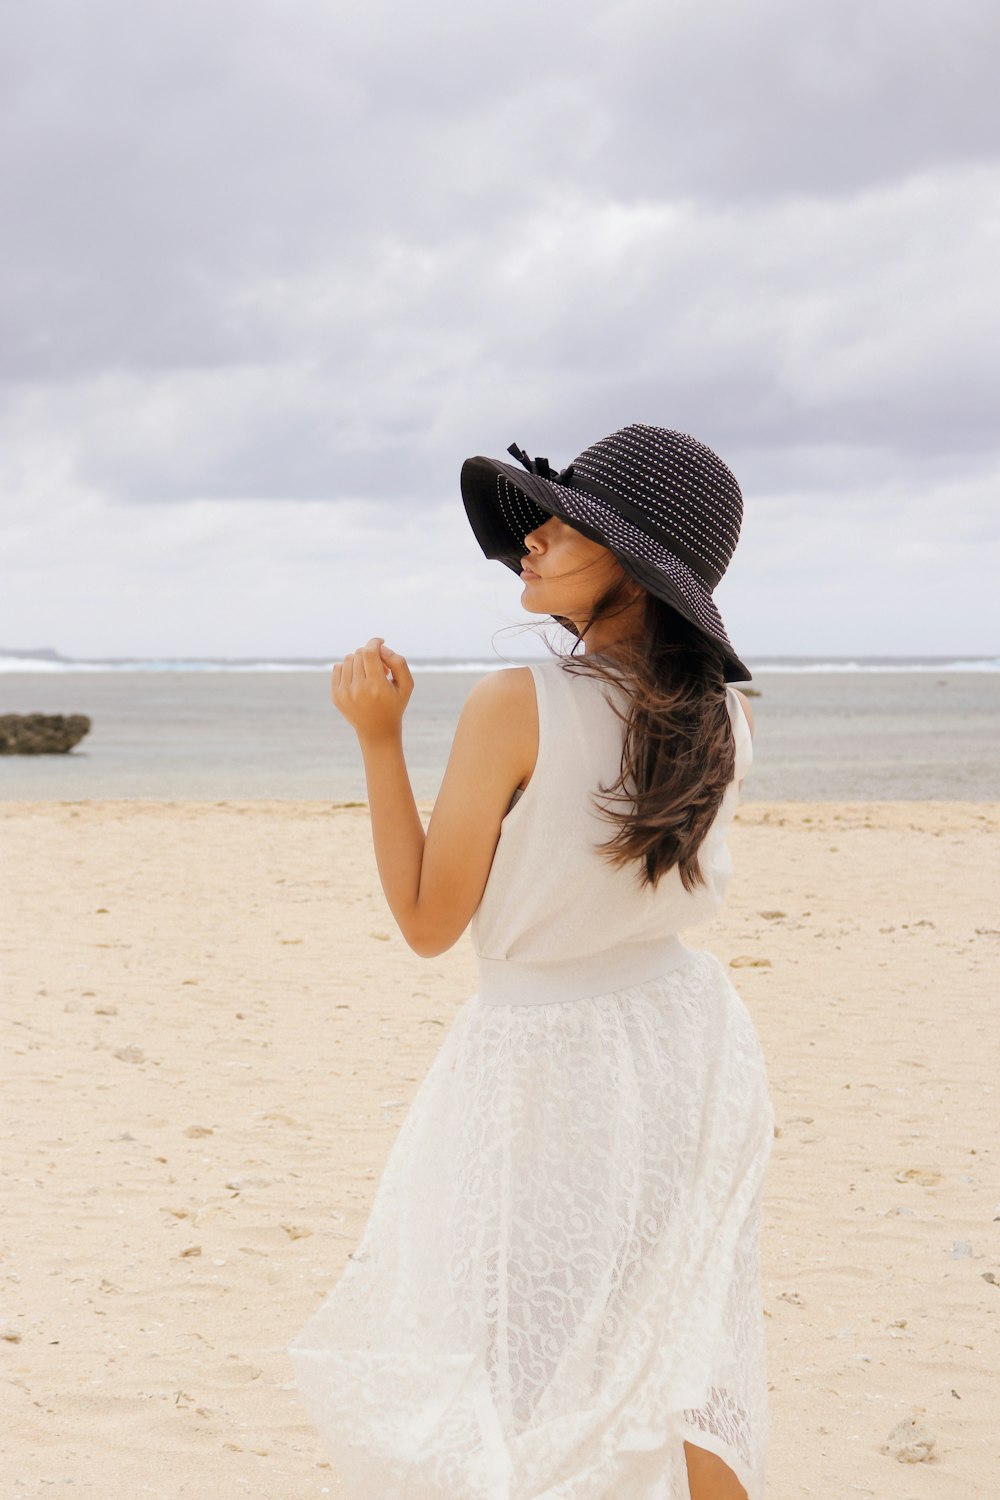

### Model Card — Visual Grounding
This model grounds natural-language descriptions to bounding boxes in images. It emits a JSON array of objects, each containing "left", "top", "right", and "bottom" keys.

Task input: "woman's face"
[{"left": 518, "top": 515, "right": 629, "bottom": 632}]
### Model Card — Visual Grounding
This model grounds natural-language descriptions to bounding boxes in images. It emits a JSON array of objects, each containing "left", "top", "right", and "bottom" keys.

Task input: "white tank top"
[{"left": 470, "top": 657, "right": 753, "bottom": 1005}]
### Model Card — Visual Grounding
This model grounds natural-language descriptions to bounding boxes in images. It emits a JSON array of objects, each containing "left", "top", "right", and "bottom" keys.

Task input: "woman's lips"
[{"left": 520, "top": 567, "right": 540, "bottom": 579}]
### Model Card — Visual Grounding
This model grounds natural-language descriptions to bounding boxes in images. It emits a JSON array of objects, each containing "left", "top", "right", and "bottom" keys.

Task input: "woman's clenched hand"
[{"left": 332, "top": 637, "right": 414, "bottom": 742}]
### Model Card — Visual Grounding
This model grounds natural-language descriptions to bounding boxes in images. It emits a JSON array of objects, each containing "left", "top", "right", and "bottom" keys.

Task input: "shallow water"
[{"left": 1, "top": 668, "right": 998, "bottom": 801}]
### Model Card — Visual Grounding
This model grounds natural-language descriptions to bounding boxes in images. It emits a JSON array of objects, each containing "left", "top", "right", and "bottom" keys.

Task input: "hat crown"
[
  {"left": 458, "top": 420, "right": 752, "bottom": 680},
  {"left": 569, "top": 424, "right": 742, "bottom": 589}
]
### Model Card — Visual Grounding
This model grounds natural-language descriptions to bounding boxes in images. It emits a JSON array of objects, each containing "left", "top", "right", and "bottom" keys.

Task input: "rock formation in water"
[{"left": 0, "top": 714, "right": 91, "bottom": 754}]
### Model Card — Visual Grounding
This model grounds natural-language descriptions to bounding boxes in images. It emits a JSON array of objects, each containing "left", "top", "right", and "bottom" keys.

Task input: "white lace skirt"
[{"left": 287, "top": 947, "right": 775, "bottom": 1500}]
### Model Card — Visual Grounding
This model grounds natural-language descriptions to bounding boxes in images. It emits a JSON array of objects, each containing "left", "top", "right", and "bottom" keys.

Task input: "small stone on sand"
[
  {"left": 894, "top": 1168, "right": 941, "bottom": 1186},
  {"left": 879, "top": 1416, "right": 936, "bottom": 1463}
]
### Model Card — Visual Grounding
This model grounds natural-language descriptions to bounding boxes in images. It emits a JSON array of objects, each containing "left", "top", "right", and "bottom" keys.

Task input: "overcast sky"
[{"left": 1, "top": 0, "right": 998, "bottom": 661}]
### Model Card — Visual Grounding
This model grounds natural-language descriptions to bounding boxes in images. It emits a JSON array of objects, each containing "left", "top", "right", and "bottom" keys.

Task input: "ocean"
[{"left": 1, "top": 653, "right": 998, "bottom": 801}]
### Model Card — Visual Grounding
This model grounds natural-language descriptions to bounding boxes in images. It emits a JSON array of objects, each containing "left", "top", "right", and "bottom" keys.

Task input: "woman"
[{"left": 288, "top": 423, "right": 775, "bottom": 1500}]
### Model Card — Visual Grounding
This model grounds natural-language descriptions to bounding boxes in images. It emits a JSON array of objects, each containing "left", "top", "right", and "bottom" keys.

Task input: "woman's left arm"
[{"left": 333, "top": 637, "right": 536, "bottom": 957}]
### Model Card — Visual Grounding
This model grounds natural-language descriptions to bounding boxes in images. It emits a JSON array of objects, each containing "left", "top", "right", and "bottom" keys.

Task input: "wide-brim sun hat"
[{"left": 460, "top": 421, "right": 752, "bottom": 683}]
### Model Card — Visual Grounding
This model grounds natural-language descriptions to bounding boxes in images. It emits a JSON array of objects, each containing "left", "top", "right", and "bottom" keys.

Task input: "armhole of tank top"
[
  {"left": 500, "top": 660, "right": 546, "bottom": 826},
  {"left": 726, "top": 684, "right": 753, "bottom": 782}
]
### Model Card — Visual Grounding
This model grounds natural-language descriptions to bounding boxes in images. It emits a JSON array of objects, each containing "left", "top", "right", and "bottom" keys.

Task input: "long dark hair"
[{"left": 553, "top": 569, "right": 736, "bottom": 892}]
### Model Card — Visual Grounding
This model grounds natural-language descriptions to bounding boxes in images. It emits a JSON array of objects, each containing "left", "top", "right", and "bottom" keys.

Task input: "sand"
[{"left": 2, "top": 799, "right": 998, "bottom": 1498}]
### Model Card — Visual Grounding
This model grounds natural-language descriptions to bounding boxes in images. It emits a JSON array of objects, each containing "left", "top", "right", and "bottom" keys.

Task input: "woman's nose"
[{"left": 523, "top": 527, "right": 544, "bottom": 552}]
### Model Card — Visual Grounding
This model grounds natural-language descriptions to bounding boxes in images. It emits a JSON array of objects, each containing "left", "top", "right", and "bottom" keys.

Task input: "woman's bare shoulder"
[
  {"left": 464, "top": 665, "right": 535, "bottom": 710},
  {"left": 461, "top": 667, "right": 538, "bottom": 753},
  {"left": 452, "top": 667, "right": 538, "bottom": 796}
]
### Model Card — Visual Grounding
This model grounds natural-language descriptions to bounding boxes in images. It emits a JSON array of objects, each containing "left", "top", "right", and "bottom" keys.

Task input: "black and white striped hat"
[{"left": 460, "top": 422, "right": 752, "bottom": 682}]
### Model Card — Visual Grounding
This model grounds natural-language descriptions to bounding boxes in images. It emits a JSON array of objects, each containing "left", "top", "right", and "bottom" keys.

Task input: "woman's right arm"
[
  {"left": 342, "top": 646, "right": 537, "bottom": 957},
  {"left": 407, "top": 665, "right": 537, "bottom": 955}
]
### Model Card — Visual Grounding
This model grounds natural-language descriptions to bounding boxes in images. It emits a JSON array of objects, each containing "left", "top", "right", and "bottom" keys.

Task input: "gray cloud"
[
  {"left": 7, "top": 164, "right": 995, "bottom": 504},
  {"left": 1, "top": 0, "right": 997, "bottom": 654}
]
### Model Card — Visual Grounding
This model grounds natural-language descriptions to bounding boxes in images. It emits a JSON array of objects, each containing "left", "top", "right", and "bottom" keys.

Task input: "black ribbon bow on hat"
[{"left": 507, "top": 442, "right": 575, "bottom": 488}]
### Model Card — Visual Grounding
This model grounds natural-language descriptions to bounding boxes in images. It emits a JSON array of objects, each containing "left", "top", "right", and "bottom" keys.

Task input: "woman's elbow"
[
  {"left": 402, "top": 915, "right": 463, "bottom": 959},
  {"left": 405, "top": 936, "right": 448, "bottom": 959}
]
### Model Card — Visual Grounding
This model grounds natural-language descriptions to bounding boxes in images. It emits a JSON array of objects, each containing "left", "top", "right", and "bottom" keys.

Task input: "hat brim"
[{"left": 460, "top": 455, "right": 753, "bottom": 683}]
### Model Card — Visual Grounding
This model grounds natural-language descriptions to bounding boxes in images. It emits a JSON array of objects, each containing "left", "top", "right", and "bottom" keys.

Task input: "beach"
[{"left": 2, "top": 797, "right": 999, "bottom": 1497}]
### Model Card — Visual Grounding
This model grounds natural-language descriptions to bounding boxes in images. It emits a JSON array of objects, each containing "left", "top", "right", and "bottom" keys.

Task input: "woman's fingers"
[
  {"left": 331, "top": 638, "right": 413, "bottom": 736},
  {"left": 361, "top": 637, "right": 403, "bottom": 686},
  {"left": 360, "top": 637, "right": 385, "bottom": 681},
  {"left": 379, "top": 643, "right": 414, "bottom": 694}
]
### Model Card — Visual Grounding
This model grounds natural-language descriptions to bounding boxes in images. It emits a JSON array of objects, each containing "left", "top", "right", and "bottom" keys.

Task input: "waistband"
[{"left": 475, "top": 935, "right": 694, "bottom": 1007}]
